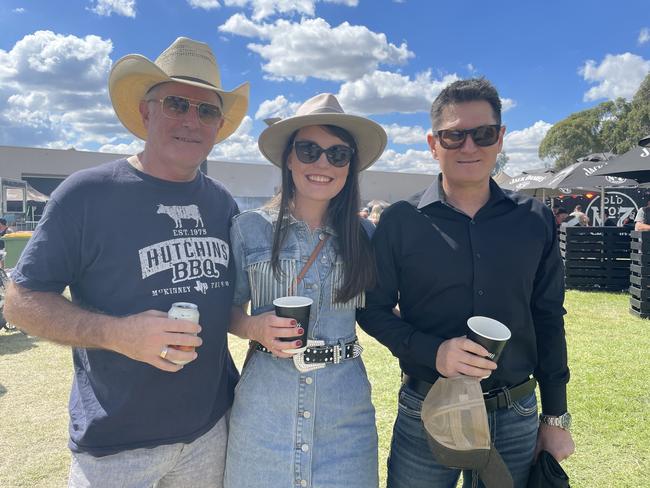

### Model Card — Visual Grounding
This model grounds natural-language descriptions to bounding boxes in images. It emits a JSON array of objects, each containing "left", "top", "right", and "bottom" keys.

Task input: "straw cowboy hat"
[
  {"left": 109, "top": 37, "right": 249, "bottom": 144},
  {"left": 258, "top": 93, "right": 387, "bottom": 171}
]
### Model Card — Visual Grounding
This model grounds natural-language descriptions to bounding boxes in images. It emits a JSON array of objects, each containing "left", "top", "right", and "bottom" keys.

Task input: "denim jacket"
[{"left": 231, "top": 207, "right": 371, "bottom": 343}]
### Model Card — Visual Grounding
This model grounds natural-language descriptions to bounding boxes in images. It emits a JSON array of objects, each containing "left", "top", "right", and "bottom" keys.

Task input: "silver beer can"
[
  {"left": 168, "top": 302, "right": 200, "bottom": 324},
  {"left": 167, "top": 302, "right": 200, "bottom": 365}
]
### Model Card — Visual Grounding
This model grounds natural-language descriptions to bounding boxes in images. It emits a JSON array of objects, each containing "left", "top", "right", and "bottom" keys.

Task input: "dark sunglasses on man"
[
  {"left": 147, "top": 95, "right": 223, "bottom": 127},
  {"left": 436, "top": 124, "right": 501, "bottom": 150},
  {"left": 293, "top": 140, "right": 354, "bottom": 167}
]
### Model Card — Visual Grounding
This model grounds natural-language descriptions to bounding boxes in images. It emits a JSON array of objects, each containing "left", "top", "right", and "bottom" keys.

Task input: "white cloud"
[
  {"left": 0, "top": 31, "right": 120, "bottom": 149},
  {"left": 220, "top": 13, "right": 266, "bottom": 37},
  {"left": 639, "top": 28, "right": 650, "bottom": 45},
  {"left": 89, "top": 0, "right": 136, "bottom": 17},
  {"left": 337, "top": 70, "right": 459, "bottom": 115},
  {"left": 382, "top": 123, "right": 428, "bottom": 145},
  {"left": 13, "top": 8, "right": 26, "bottom": 13},
  {"left": 99, "top": 139, "right": 144, "bottom": 154},
  {"left": 501, "top": 98, "right": 516, "bottom": 112},
  {"left": 187, "top": 0, "right": 221, "bottom": 8},
  {"left": 209, "top": 116, "right": 264, "bottom": 162},
  {"left": 502, "top": 120, "right": 553, "bottom": 174},
  {"left": 374, "top": 148, "right": 437, "bottom": 173},
  {"left": 580, "top": 52, "right": 650, "bottom": 101},
  {"left": 377, "top": 120, "right": 552, "bottom": 175},
  {"left": 219, "top": 15, "right": 412, "bottom": 81},
  {"left": 220, "top": 0, "right": 357, "bottom": 21},
  {"left": 255, "top": 95, "right": 300, "bottom": 119}
]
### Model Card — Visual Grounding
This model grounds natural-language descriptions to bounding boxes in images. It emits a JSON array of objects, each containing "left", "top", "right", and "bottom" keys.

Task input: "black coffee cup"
[
  {"left": 273, "top": 296, "right": 313, "bottom": 354},
  {"left": 466, "top": 316, "right": 511, "bottom": 363}
]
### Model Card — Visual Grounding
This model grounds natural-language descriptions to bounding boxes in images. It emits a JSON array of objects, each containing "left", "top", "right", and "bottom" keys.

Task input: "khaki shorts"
[{"left": 68, "top": 415, "right": 228, "bottom": 488}]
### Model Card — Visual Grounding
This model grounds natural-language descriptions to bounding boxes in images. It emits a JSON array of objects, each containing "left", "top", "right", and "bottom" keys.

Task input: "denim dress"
[{"left": 224, "top": 208, "right": 378, "bottom": 488}]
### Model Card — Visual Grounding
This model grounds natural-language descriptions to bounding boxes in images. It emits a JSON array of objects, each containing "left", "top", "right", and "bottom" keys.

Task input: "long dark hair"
[{"left": 266, "top": 124, "right": 376, "bottom": 302}]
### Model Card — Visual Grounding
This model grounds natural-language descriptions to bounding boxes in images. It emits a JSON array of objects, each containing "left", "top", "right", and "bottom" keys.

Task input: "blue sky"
[{"left": 0, "top": 0, "right": 648, "bottom": 174}]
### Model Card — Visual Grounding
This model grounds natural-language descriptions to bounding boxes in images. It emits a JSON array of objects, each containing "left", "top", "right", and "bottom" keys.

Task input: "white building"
[{"left": 0, "top": 145, "right": 435, "bottom": 211}]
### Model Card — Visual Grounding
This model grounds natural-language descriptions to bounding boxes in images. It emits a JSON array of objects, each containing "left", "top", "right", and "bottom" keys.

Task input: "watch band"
[{"left": 539, "top": 412, "right": 572, "bottom": 431}]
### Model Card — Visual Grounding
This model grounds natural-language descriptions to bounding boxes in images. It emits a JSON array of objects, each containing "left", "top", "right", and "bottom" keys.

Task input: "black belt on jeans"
[{"left": 402, "top": 373, "right": 537, "bottom": 412}]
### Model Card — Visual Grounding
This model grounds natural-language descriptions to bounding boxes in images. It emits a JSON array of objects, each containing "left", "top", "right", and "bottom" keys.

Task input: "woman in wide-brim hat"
[{"left": 226, "top": 93, "right": 387, "bottom": 488}]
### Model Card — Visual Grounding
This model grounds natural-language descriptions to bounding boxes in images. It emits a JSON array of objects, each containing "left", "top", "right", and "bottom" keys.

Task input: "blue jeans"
[{"left": 387, "top": 383, "right": 538, "bottom": 488}]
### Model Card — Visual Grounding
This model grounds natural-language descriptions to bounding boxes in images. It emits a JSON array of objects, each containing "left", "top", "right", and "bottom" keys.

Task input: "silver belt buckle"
[
  {"left": 332, "top": 344, "right": 341, "bottom": 364},
  {"left": 293, "top": 339, "right": 326, "bottom": 373}
]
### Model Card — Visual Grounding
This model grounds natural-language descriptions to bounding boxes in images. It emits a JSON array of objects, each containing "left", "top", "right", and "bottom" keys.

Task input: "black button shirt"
[{"left": 357, "top": 177, "right": 569, "bottom": 415}]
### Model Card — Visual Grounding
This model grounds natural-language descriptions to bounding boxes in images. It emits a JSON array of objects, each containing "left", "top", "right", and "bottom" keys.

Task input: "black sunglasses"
[
  {"left": 147, "top": 95, "right": 223, "bottom": 127},
  {"left": 436, "top": 124, "right": 501, "bottom": 150},
  {"left": 293, "top": 140, "right": 354, "bottom": 168}
]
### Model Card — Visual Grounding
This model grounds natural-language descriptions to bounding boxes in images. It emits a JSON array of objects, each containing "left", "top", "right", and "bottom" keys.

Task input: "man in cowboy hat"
[
  {"left": 358, "top": 78, "right": 574, "bottom": 487},
  {"left": 5, "top": 37, "right": 249, "bottom": 487}
]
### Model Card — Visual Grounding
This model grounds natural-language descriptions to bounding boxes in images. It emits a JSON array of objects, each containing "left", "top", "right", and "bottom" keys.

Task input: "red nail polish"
[
  {"left": 290, "top": 320, "right": 297, "bottom": 326},
  {"left": 297, "top": 328, "right": 304, "bottom": 335},
  {"left": 295, "top": 340, "right": 302, "bottom": 347}
]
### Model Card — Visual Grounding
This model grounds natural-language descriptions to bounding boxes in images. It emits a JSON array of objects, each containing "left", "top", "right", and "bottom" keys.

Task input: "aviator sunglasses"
[
  {"left": 147, "top": 95, "right": 223, "bottom": 127},
  {"left": 293, "top": 140, "right": 354, "bottom": 168},
  {"left": 436, "top": 124, "right": 501, "bottom": 150}
]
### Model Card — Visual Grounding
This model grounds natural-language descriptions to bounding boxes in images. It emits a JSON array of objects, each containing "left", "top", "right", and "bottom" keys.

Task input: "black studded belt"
[{"left": 254, "top": 338, "right": 362, "bottom": 365}]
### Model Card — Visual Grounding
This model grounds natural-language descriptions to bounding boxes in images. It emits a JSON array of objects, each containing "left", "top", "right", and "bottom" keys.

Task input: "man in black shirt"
[{"left": 358, "top": 78, "right": 574, "bottom": 488}]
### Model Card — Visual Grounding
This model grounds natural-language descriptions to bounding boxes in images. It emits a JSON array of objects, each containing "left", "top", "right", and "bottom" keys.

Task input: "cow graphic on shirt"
[
  {"left": 140, "top": 203, "right": 229, "bottom": 286},
  {"left": 157, "top": 204, "right": 204, "bottom": 228}
]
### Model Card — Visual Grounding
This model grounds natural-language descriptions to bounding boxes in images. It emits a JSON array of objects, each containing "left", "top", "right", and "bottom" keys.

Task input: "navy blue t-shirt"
[{"left": 14, "top": 159, "right": 239, "bottom": 456}]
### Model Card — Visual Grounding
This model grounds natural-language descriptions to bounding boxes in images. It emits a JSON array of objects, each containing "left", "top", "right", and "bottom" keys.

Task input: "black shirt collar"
[{"left": 417, "top": 174, "right": 514, "bottom": 210}]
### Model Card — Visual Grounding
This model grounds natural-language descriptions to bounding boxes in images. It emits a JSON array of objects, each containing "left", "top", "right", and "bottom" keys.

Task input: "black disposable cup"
[
  {"left": 273, "top": 296, "right": 313, "bottom": 354},
  {"left": 466, "top": 316, "right": 511, "bottom": 364}
]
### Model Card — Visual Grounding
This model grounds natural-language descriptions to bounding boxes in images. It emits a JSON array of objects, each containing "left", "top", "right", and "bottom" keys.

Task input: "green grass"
[{"left": 1, "top": 290, "right": 649, "bottom": 487}]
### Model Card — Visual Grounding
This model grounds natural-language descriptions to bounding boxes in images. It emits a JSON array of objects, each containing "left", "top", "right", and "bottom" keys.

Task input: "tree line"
[{"left": 538, "top": 73, "right": 650, "bottom": 169}]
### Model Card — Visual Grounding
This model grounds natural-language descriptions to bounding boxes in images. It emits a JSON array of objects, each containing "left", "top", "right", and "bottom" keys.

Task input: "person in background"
[
  {"left": 358, "top": 78, "right": 574, "bottom": 488},
  {"left": 4, "top": 37, "right": 249, "bottom": 488},
  {"left": 570, "top": 204, "right": 589, "bottom": 226},
  {"left": 555, "top": 208, "right": 569, "bottom": 226},
  {"left": 634, "top": 200, "right": 650, "bottom": 231},
  {"left": 623, "top": 211, "right": 636, "bottom": 230},
  {"left": 0, "top": 218, "right": 13, "bottom": 251},
  {"left": 225, "top": 93, "right": 386, "bottom": 488},
  {"left": 359, "top": 206, "right": 370, "bottom": 219},
  {"left": 369, "top": 203, "right": 386, "bottom": 225}
]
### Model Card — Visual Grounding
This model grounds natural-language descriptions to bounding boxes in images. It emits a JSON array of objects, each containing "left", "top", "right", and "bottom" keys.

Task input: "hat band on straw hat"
[{"left": 171, "top": 76, "right": 217, "bottom": 88}]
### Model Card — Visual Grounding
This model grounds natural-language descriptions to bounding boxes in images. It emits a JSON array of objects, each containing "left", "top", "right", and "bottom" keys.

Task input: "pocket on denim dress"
[{"left": 233, "top": 351, "right": 259, "bottom": 395}]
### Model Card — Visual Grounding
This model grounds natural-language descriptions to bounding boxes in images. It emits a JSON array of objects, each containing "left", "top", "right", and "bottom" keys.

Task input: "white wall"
[{"left": 0, "top": 145, "right": 436, "bottom": 204}]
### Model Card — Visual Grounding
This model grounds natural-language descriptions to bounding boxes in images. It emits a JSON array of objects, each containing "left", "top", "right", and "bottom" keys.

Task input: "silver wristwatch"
[{"left": 539, "top": 412, "right": 572, "bottom": 431}]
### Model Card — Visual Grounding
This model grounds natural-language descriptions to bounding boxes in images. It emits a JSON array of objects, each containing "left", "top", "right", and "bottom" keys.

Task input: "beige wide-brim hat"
[
  {"left": 258, "top": 93, "right": 387, "bottom": 171},
  {"left": 109, "top": 37, "right": 249, "bottom": 144}
]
